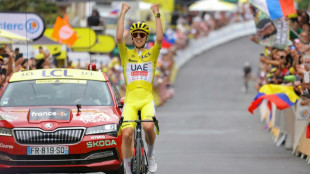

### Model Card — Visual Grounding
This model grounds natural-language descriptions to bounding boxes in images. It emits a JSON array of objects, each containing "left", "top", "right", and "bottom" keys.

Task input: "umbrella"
[
  {"left": 139, "top": 2, "right": 152, "bottom": 10},
  {"left": 189, "top": 0, "right": 237, "bottom": 11},
  {"left": 0, "top": 29, "right": 30, "bottom": 43}
]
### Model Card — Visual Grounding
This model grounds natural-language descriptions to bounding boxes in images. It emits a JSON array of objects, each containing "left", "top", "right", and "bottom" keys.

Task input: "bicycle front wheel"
[{"left": 134, "top": 139, "right": 143, "bottom": 174}]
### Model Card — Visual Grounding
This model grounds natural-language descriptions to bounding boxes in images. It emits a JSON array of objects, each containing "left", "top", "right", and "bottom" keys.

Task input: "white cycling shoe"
[{"left": 148, "top": 155, "right": 158, "bottom": 173}]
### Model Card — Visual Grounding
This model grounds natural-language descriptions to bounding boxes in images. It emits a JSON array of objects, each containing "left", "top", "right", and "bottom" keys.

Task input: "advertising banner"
[{"left": 0, "top": 12, "right": 45, "bottom": 41}]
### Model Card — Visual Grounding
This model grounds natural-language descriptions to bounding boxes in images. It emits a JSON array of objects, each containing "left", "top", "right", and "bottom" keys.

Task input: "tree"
[
  {"left": 0, "top": 0, "right": 59, "bottom": 26},
  {"left": 298, "top": 0, "right": 310, "bottom": 10}
]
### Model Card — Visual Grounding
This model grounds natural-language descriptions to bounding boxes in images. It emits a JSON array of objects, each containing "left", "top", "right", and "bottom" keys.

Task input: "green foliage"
[
  {"left": 0, "top": 0, "right": 59, "bottom": 25},
  {"left": 298, "top": 0, "right": 310, "bottom": 10},
  {"left": 220, "top": 0, "right": 238, "bottom": 4}
]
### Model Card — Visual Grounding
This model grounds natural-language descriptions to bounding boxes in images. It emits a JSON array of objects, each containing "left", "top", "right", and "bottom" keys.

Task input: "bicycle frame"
[{"left": 117, "top": 111, "right": 159, "bottom": 174}]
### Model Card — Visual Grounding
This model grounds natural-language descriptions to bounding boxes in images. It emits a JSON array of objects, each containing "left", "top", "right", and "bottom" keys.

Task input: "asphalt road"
[
  {"left": 34, "top": 37, "right": 310, "bottom": 174},
  {"left": 155, "top": 36, "right": 310, "bottom": 174}
]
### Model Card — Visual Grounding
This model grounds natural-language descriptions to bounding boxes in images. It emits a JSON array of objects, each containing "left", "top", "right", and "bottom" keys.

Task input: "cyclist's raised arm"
[
  {"left": 151, "top": 4, "right": 163, "bottom": 44},
  {"left": 116, "top": 3, "right": 130, "bottom": 44}
]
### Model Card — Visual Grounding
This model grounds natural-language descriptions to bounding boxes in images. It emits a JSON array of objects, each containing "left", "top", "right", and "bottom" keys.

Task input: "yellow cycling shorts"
[{"left": 121, "top": 100, "right": 156, "bottom": 130}]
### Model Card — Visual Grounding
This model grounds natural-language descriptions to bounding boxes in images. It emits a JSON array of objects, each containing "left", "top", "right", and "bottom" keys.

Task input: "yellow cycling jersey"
[{"left": 118, "top": 41, "right": 161, "bottom": 100}]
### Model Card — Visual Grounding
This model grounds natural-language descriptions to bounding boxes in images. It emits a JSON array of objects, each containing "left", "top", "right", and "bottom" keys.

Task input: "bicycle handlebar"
[{"left": 117, "top": 116, "right": 160, "bottom": 135}]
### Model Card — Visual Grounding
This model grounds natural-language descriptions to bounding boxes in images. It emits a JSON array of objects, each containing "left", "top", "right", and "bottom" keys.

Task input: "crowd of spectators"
[
  {"left": 0, "top": 4, "right": 252, "bottom": 105},
  {"left": 252, "top": 10, "right": 310, "bottom": 106}
]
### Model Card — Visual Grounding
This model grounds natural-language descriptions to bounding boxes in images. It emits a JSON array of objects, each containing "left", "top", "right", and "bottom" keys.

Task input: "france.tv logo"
[{"left": 26, "top": 18, "right": 39, "bottom": 34}]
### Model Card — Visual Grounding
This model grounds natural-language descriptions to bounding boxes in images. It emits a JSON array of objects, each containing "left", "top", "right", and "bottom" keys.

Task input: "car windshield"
[{"left": 0, "top": 80, "right": 113, "bottom": 107}]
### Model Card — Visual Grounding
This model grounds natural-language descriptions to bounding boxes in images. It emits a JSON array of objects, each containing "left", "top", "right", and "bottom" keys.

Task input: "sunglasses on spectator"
[
  {"left": 280, "top": 56, "right": 285, "bottom": 59},
  {"left": 132, "top": 32, "right": 147, "bottom": 38}
]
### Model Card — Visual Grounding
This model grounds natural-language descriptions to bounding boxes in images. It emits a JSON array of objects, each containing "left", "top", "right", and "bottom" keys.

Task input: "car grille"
[
  {"left": 13, "top": 128, "right": 85, "bottom": 145},
  {"left": 0, "top": 148, "right": 120, "bottom": 166}
]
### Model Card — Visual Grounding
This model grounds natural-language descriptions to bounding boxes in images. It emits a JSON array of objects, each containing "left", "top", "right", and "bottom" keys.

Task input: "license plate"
[{"left": 27, "top": 146, "right": 69, "bottom": 155}]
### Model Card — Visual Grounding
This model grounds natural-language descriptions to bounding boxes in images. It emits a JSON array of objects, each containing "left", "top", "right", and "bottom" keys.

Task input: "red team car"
[{"left": 0, "top": 69, "right": 124, "bottom": 173}]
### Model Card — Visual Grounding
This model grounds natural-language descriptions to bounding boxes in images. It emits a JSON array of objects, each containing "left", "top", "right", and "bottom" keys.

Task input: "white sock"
[
  {"left": 124, "top": 157, "right": 132, "bottom": 174},
  {"left": 147, "top": 143, "right": 154, "bottom": 158}
]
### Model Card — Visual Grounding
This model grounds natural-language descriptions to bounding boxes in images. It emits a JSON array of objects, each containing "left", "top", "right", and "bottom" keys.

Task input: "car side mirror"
[{"left": 118, "top": 97, "right": 125, "bottom": 108}]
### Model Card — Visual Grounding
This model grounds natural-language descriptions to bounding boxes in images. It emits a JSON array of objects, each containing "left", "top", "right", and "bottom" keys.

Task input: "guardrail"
[{"left": 175, "top": 20, "right": 256, "bottom": 68}]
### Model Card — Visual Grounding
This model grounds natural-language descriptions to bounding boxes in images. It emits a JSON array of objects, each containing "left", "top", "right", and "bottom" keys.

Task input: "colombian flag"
[
  {"left": 248, "top": 84, "right": 299, "bottom": 114},
  {"left": 250, "top": 0, "right": 296, "bottom": 20}
]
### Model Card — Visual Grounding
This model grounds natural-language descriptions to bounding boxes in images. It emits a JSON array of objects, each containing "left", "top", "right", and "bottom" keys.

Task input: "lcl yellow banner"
[
  {"left": 10, "top": 69, "right": 107, "bottom": 82},
  {"left": 44, "top": 28, "right": 115, "bottom": 53},
  {"left": 44, "top": 28, "right": 97, "bottom": 49},
  {"left": 73, "top": 35, "right": 115, "bottom": 53}
]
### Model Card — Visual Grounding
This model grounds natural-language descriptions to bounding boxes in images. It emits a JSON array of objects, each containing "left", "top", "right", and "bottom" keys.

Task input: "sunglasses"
[{"left": 132, "top": 32, "right": 147, "bottom": 38}]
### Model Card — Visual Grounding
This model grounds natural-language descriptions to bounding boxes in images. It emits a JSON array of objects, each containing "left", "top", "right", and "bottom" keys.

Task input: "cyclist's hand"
[
  {"left": 121, "top": 3, "right": 130, "bottom": 14},
  {"left": 151, "top": 3, "right": 159, "bottom": 14}
]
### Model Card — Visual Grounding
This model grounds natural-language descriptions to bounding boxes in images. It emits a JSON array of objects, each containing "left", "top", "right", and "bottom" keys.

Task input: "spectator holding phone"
[
  {"left": 36, "top": 46, "right": 51, "bottom": 69},
  {"left": 14, "top": 53, "right": 24, "bottom": 72}
]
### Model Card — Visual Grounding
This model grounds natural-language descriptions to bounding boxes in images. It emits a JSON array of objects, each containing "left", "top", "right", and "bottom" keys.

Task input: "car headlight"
[
  {"left": 0, "top": 127, "right": 12, "bottom": 136},
  {"left": 86, "top": 124, "right": 117, "bottom": 135}
]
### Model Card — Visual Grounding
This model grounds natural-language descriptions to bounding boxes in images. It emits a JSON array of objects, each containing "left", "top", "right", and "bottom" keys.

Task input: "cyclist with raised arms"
[{"left": 116, "top": 2, "right": 163, "bottom": 174}]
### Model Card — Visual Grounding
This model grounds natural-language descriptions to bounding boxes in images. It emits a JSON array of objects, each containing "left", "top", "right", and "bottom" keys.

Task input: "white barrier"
[
  {"left": 259, "top": 100, "right": 310, "bottom": 156},
  {"left": 175, "top": 20, "right": 256, "bottom": 68},
  {"left": 284, "top": 108, "right": 295, "bottom": 150},
  {"left": 293, "top": 101, "right": 310, "bottom": 154}
]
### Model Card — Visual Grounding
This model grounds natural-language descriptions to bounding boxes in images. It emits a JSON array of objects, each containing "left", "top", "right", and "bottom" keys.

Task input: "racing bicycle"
[{"left": 117, "top": 111, "right": 159, "bottom": 174}]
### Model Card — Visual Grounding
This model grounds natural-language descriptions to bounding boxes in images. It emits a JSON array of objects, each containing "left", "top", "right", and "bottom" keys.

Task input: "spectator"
[
  {"left": 36, "top": 46, "right": 50, "bottom": 69},
  {"left": 14, "top": 53, "right": 24, "bottom": 72},
  {"left": 20, "top": 59, "right": 28, "bottom": 71},
  {"left": 14, "top": 48, "right": 21, "bottom": 58},
  {"left": 29, "top": 57, "right": 37, "bottom": 70},
  {"left": 300, "top": 31, "right": 310, "bottom": 44},
  {"left": 297, "top": 10, "right": 309, "bottom": 27},
  {"left": 87, "top": 9, "right": 102, "bottom": 27}
]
